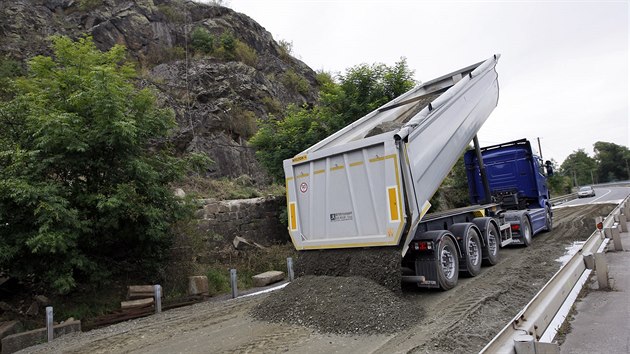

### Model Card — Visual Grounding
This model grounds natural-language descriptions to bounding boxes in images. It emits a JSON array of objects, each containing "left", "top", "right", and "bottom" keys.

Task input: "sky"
[{"left": 225, "top": 0, "right": 628, "bottom": 165}]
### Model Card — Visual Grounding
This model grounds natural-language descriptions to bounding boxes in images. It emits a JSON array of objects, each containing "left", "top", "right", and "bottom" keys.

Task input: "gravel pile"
[
  {"left": 295, "top": 247, "right": 402, "bottom": 292},
  {"left": 250, "top": 275, "right": 423, "bottom": 335}
]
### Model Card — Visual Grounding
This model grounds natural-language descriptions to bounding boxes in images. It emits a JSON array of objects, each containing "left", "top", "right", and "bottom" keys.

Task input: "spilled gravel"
[{"left": 250, "top": 275, "right": 422, "bottom": 335}]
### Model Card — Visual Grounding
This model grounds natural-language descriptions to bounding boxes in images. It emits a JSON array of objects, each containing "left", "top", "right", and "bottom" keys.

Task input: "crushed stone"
[{"left": 251, "top": 275, "right": 423, "bottom": 335}]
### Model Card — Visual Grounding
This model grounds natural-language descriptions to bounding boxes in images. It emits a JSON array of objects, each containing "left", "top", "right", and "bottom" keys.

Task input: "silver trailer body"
[{"left": 283, "top": 55, "right": 500, "bottom": 255}]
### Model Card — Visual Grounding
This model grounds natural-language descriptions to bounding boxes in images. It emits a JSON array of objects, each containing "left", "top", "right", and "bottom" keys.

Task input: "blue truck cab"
[{"left": 464, "top": 139, "right": 553, "bottom": 245}]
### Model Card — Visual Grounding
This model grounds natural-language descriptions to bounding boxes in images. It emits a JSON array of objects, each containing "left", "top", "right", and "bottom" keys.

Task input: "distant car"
[{"left": 578, "top": 186, "right": 596, "bottom": 198}]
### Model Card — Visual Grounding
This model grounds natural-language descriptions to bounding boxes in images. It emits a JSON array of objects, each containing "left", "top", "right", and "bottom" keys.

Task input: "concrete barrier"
[{"left": 1, "top": 320, "right": 81, "bottom": 354}]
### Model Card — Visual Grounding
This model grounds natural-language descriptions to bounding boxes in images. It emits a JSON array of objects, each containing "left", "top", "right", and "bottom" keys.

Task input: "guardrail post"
[
  {"left": 287, "top": 257, "right": 295, "bottom": 282},
  {"left": 46, "top": 306, "right": 53, "bottom": 342},
  {"left": 618, "top": 214, "right": 628, "bottom": 232},
  {"left": 594, "top": 253, "right": 610, "bottom": 290},
  {"left": 604, "top": 227, "right": 613, "bottom": 239},
  {"left": 513, "top": 334, "right": 535, "bottom": 354},
  {"left": 153, "top": 285, "right": 162, "bottom": 314},
  {"left": 230, "top": 268, "right": 238, "bottom": 298},
  {"left": 582, "top": 252, "right": 595, "bottom": 269},
  {"left": 612, "top": 225, "right": 623, "bottom": 251}
]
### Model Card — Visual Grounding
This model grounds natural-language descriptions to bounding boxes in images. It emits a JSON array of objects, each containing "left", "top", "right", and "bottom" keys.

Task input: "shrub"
[
  {"left": 261, "top": 96, "right": 282, "bottom": 114},
  {"left": 277, "top": 39, "right": 293, "bottom": 62},
  {"left": 78, "top": 0, "right": 101, "bottom": 11},
  {"left": 229, "top": 106, "right": 257, "bottom": 139},
  {"left": 234, "top": 41, "right": 258, "bottom": 67},
  {"left": 191, "top": 27, "right": 214, "bottom": 54},
  {"left": 157, "top": 3, "right": 186, "bottom": 23},
  {"left": 281, "top": 69, "right": 310, "bottom": 95}
]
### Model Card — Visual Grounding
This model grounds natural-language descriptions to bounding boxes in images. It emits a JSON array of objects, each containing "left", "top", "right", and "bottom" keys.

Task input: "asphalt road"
[{"left": 557, "top": 186, "right": 630, "bottom": 208}]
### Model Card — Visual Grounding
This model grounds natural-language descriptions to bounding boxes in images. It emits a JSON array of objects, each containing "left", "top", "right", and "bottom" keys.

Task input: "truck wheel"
[
  {"left": 545, "top": 207, "right": 553, "bottom": 232},
  {"left": 462, "top": 228, "right": 482, "bottom": 276},
  {"left": 436, "top": 237, "right": 459, "bottom": 290},
  {"left": 521, "top": 217, "right": 533, "bottom": 246},
  {"left": 482, "top": 224, "right": 500, "bottom": 266}
]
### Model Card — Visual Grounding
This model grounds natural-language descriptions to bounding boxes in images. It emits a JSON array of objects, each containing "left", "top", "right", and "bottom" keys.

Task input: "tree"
[
  {"left": 250, "top": 58, "right": 415, "bottom": 181},
  {"left": 560, "top": 149, "right": 597, "bottom": 187},
  {"left": 593, "top": 141, "right": 630, "bottom": 183},
  {"left": 0, "top": 36, "right": 190, "bottom": 294}
]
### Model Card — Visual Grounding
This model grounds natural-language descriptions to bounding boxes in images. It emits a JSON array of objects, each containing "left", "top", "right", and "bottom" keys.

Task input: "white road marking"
[{"left": 590, "top": 189, "right": 611, "bottom": 203}]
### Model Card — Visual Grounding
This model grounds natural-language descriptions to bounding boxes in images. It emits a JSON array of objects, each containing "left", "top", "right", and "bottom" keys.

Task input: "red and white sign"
[{"left": 300, "top": 182, "right": 308, "bottom": 193}]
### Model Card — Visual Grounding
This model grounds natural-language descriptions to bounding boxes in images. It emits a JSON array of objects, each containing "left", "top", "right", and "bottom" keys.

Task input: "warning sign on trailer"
[{"left": 300, "top": 182, "right": 308, "bottom": 193}]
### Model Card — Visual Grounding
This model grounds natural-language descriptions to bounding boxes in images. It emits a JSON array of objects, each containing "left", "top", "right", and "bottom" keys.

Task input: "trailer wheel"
[
  {"left": 462, "top": 228, "right": 482, "bottom": 276},
  {"left": 521, "top": 217, "right": 533, "bottom": 246},
  {"left": 482, "top": 224, "right": 500, "bottom": 266},
  {"left": 544, "top": 207, "right": 553, "bottom": 232},
  {"left": 436, "top": 237, "right": 459, "bottom": 290}
]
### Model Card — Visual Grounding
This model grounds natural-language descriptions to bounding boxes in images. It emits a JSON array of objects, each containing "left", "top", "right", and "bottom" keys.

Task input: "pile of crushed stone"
[{"left": 250, "top": 275, "right": 423, "bottom": 335}]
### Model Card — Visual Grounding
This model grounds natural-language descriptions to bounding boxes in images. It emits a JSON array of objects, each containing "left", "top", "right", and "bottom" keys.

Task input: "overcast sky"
[{"left": 227, "top": 0, "right": 628, "bottom": 165}]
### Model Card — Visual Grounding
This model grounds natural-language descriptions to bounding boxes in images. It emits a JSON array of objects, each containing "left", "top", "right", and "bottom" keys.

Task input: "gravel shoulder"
[{"left": 19, "top": 203, "right": 615, "bottom": 354}]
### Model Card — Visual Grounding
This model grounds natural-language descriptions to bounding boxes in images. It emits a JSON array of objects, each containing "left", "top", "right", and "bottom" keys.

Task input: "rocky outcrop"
[{"left": 0, "top": 0, "right": 319, "bottom": 181}]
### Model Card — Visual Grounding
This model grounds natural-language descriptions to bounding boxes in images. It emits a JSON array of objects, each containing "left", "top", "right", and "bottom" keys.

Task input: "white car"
[{"left": 578, "top": 186, "right": 596, "bottom": 198}]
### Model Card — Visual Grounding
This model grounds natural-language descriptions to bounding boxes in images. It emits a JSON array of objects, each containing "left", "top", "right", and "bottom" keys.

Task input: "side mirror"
[{"left": 545, "top": 160, "right": 554, "bottom": 176}]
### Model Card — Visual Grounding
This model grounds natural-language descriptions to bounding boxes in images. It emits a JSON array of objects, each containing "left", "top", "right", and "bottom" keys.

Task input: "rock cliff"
[{"left": 0, "top": 0, "right": 319, "bottom": 181}]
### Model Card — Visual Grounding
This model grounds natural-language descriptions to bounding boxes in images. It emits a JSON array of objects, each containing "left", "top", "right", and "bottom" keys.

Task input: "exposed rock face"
[{"left": 0, "top": 0, "right": 319, "bottom": 181}]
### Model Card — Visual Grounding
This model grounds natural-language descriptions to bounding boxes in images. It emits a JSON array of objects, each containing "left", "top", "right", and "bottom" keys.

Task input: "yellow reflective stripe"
[
  {"left": 302, "top": 240, "right": 399, "bottom": 250},
  {"left": 289, "top": 202, "right": 297, "bottom": 231},
  {"left": 330, "top": 165, "right": 345, "bottom": 171},
  {"left": 297, "top": 173, "right": 309, "bottom": 179},
  {"left": 349, "top": 161, "right": 364, "bottom": 167},
  {"left": 314, "top": 169, "right": 325, "bottom": 175},
  {"left": 388, "top": 186, "right": 400, "bottom": 221},
  {"left": 473, "top": 209, "right": 485, "bottom": 217},
  {"left": 292, "top": 155, "right": 308, "bottom": 163}
]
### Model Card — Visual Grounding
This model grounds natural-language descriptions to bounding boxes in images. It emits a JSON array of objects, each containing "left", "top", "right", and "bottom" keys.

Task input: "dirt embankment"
[{"left": 19, "top": 203, "right": 616, "bottom": 354}]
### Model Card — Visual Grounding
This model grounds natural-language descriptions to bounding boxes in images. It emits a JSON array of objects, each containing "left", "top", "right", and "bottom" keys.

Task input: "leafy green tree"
[
  {"left": 593, "top": 141, "right": 630, "bottom": 183},
  {"left": 560, "top": 149, "right": 597, "bottom": 187},
  {"left": 251, "top": 58, "right": 415, "bottom": 181},
  {"left": 545, "top": 159, "right": 572, "bottom": 195},
  {"left": 0, "top": 36, "right": 191, "bottom": 294}
]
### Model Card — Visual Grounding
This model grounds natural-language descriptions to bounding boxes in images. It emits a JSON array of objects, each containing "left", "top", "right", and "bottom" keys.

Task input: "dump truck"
[{"left": 283, "top": 55, "right": 552, "bottom": 290}]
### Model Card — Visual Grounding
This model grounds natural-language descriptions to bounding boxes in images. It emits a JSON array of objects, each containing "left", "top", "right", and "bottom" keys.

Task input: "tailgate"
[{"left": 283, "top": 133, "right": 406, "bottom": 250}]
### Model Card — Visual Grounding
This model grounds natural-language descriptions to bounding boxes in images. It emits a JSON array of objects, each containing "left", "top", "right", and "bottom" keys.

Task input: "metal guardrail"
[
  {"left": 549, "top": 193, "right": 577, "bottom": 206},
  {"left": 480, "top": 195, "right": 629, "bottom": 353}
]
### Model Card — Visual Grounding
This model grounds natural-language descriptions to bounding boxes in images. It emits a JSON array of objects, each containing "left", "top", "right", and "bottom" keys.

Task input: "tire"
[
  {"left": 461, "top": 227, "right": 483, "bottom": 276},
  {"left": 521, "top": 216, "right": 533, "bottom": 246},
  {"left": 544, "top": 206, "right": 553, "bottom": 232},
  {"left": 482, "top": 224, "right": 500, "bottom": 266},
  {"left": 436, "top": 236, "right": 459, "bottom": 290}
]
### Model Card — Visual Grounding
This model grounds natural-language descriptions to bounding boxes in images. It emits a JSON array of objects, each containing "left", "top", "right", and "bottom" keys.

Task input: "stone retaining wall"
[{"left": 195, "top": 196, "right": 289, "bottom": 247}]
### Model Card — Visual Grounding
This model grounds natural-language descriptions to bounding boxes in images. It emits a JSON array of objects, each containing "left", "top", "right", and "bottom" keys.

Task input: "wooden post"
[
  {"left": 230, "top": 269, "right": 238, "bottom": 298},
  {"left": 46, "top": 306, "right": 53, "bottom": 342},
  {"left": 594, "top": 253, "right": 610, "bottom": 290},
  {"left": 154, "top": 285, "right": 162, "bottom": 314},
  {"left": 287, "top": 257, "right": 295, "bottom": 282},
  {"left": 612, "top": 225, "right": 623, "bottom": 251}
]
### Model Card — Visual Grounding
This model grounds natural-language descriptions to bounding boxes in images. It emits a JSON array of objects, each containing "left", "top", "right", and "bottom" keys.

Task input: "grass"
[
  {"left": 204, "top": 244, "right": 297, "bottom": 293},
  {"left": 180, "top": 175, "right": 285, "bottom": 200}
]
